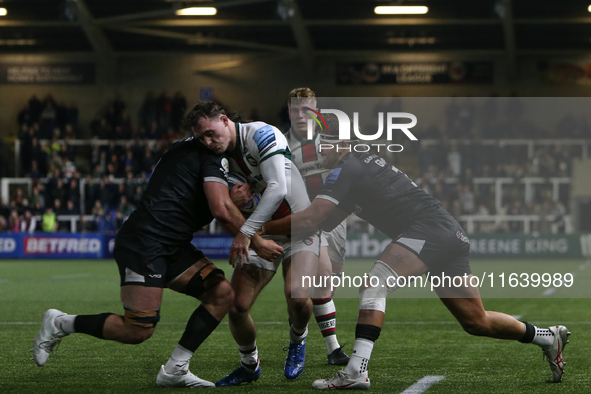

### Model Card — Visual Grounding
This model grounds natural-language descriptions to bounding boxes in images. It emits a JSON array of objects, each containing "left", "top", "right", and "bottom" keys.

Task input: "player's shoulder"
[{"left": 241, "top": 121, "right": 286, "bottom": 157}]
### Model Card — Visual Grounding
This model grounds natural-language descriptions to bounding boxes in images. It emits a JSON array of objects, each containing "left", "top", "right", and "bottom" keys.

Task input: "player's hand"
[
  {"left": 229, "top": 183, "right": 254, "bottom": 209},
  {"left": 229, "top": 232, "right": 251, "bottom": 268},
  {"left": 251, "top": 237, "right": 283, "bottom": 262}
]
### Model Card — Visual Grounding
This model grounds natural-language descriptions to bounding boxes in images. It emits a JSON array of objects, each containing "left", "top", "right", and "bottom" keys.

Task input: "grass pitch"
[{"left": 0, "top": 259, "right": 590, "bottom": 393}]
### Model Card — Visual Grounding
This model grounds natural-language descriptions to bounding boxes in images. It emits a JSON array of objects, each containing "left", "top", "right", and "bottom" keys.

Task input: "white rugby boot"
[
  {"left": 542, "top": 325, "right": 571, "bottom": 382},
  {"left": 31, "top": 309, "right": 68, "bottom": 366},
  {"left": 156, "top": 363, "right": 215, "bottom": 388},
  {"left": 312, "top": 370, "right": 370, "bottom": 390}
]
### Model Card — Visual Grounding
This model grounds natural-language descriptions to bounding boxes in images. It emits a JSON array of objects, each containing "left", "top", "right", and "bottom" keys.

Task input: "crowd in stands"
[{"left": 2, "top": 93, "right": 587, "bottom": 235}]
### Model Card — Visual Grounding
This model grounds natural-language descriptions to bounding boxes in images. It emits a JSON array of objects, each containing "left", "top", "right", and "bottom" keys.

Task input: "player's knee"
[
  {"left": 206, "top": 279, "right": 234, "bottom": 310},
  {"left": 184, "top": 263, "right": 226, "bottom": 300},
  {"left": 230, "top": 293, "right": 252, "bottom": 316},
  {"left": 287, "top": 297, "right": 309, "bottom": 315},
  {"left": 125, "top": 326, "right": 155, "bottom": 344}
]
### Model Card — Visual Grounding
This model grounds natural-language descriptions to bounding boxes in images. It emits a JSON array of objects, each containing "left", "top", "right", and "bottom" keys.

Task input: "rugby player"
[
  {"left": 31, "top": 136, "right": 282, "bottom": 388},
  {"left": 186, "top": 101, "right": 322, "bottom": 384},
  {"left": 286, "top": 87, "right": 349, "bottom": 365},
  {"left": 262, "top": 132, "right": 571, "bottom": 389}
]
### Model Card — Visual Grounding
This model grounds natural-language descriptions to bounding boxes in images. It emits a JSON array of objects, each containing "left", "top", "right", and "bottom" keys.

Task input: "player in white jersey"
[
  {"left": 185, "top": 101, "right": 321, "bottom": 384},
  {"left": 285, "top": 87, "right": 349, "bottom": 366}
]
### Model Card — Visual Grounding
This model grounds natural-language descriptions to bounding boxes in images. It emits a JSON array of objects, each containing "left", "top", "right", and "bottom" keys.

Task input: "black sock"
[
  {"left": 519, "top": 321, "right": 535, "bottom": 343},
  {"left": 178, "top": 305, "right": 220, "bottom": 352},
  {"left": 74, "top": 313, "right": 114, "bottom": 339}
]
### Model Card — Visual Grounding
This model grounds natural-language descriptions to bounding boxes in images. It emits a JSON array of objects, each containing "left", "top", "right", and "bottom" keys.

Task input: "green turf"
[{"left": 0, "top": 259, "right": 589, "bottom": 393}]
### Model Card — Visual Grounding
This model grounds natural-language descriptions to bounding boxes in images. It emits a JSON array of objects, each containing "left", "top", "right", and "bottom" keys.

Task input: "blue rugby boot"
[
  {"left": 215, "top": 365, "right": 261, "bottom": 386},
  {"left": 284, "top": 339, "right": 306, "bottom": 379}
]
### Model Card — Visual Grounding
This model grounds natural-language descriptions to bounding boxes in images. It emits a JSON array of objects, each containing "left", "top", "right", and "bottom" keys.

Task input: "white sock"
[
  {"left": 164, "top": 345, "right": 193, "bottom": 374},
  {"left": 532, "top": 326, "right": 555, "bottom": 348},
  {"left": 344, "top": 339, "right": 374, "bottom": 379},
  {"left": 313, "top": 299, "right": 340, "bottom": 354},
  {"left": 238, "top": 341, "right": 259, "bottom": 371},
  {"left": 290, "top": 324, "right": 308, "bottom": 344},
  {"left": 55, "top": 314, "right": 76, "bottom": 334}
]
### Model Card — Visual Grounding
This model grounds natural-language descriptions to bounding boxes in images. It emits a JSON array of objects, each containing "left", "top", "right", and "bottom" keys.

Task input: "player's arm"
[
  {"left": 262, "top": 197, "right": 337, "bottom": 236},
  {"left": 204, "top": 181, "right": 282, "bottom": 263},
  {"left": 238, "top": 153, "right": 286, "bottom": 237}
]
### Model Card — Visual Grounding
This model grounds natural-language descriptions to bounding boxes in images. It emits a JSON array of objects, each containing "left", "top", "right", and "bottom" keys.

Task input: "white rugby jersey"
[
  {"left": 229, "top": 122, "right": 310, "bottom": 237},
  {"left": 285, "top": 128, "right": 328, "bottom": 199}
]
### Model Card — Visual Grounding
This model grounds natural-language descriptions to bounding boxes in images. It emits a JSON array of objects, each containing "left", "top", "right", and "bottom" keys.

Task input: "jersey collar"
[{"left": 288, "top": 127, "right": 318, "bottom": 145}]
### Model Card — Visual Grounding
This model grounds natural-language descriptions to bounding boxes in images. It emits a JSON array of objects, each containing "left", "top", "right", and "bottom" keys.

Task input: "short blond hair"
[{"left": 287, "top": 87, "right": 316, "bottom": 106}]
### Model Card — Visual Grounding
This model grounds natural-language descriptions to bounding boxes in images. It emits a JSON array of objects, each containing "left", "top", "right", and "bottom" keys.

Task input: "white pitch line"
[
  {"left": 0, "top": 279, "right": 9, "bottom": 284},
  {"left": 51, "top": 273, "right": 91, "bottom": 280},
  {"left": 400, "top": 375, "right": 445, "bottom": 394},
  {"left": 511, "top": 315, "right": 522, "bottom": 320}
]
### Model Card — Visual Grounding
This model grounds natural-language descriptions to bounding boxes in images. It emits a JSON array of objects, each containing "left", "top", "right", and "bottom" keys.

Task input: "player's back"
[
  {"left": 121, "top": 137, "right": 226, "bottom": 245},
  {"left": 320, "top": 152, "right": 444, "bottom": 238}
]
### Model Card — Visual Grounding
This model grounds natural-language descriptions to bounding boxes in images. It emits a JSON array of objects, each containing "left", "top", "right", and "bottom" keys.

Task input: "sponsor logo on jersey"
[
  {"left": 304, "top": 237, "right": 314, "bottom": 246},
  {"left": 324, "top": 168, "right": 342, "bottom": 184},
  {"left": 253, "top": 125, "right": 277, "bottom": 156},
  {"left": 221, "top": 158, "right": 230, "bottom": 173},
  {"left": 245, "top": 152, "right": 258, "bottom": 166},
  {"left": 456, "top": 231, "right": 470, "bottom": 243}
]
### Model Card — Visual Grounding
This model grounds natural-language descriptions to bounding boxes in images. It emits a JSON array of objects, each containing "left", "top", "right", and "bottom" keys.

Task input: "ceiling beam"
[
  {"left": 107, "top": 26, "right": 299, "bottom": 53},
  {"left": 69, "top": 0, "right": 117, "bottom": 82},
  {"left": 280, "top": 0, "right": 314, "bottom": 72}
]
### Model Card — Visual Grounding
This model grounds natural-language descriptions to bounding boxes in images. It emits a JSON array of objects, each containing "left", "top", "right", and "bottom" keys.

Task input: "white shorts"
[
  {"left": 245, "top": 234, "right": 321, "bottom": 272},
  {"left": 321, "top": 220, "right": 347, "bottom": 265}
]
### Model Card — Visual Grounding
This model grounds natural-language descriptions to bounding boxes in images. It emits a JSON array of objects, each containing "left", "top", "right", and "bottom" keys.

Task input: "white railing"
[
  {"left": 346, "top": 214, "right": 572, "bottom": 235},
  {"left": 458, "top": 214, "right": 572, "bottom": 235},
  {"left": 419, "top": 176, "right": 571, "bottom": 213},
  {"left": 420, "top": 139, "right": 590, "bottom": 160}
]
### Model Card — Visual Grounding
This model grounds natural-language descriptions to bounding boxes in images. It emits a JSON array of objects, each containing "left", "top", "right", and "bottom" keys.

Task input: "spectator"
[
  {"left": 54, "top": 199, "right": 67, "bottom": 215},
  {"left": 20, "top": 210, "right": 37, "bottom": 233},
  {"left": 41, "top": 207, "right": 58, "bottom": 233},
  {"left": 0, "top": 215, "right": 7, "bottom": 231},
  {"left": 113, "top": 209, "right": 125, "bottom": 230},
  {"left": 140, "top": 91, "right": 157, "bottom": 127},
  {"left": 65, "top": 101, "right": 79, "bottom": 127},
  {"left": 95, "top": 207, "right": 115, "bottom": 233},
  {"left": 171, "top": 91, "right": 187, "bottom": 131},
  {"left": 28, "top": 94, "right": 42, "bottom": 122},
  {"left": 0, "top": 199, "right": 11, "bottom": 220},
  {"left": 31, "top": 186, "right": 45, "bottom": 209},
  {"left": 459, "top": 184, "right": 475, "bottom": 214},
  {"left": 8, "top": 210, "right": 21, "bottom": 232},
  {"left": 507, "top": 200, "right": 523, "bottom": 232},
  {"left": 118, "top": 195, "right": 136, "bottom": 217},
  {"left": 91, "top": 200, "right": 103, "bottom": 216},
  {"left": 64, "top": 200, "right": 78, "bottom": 215},
  {"left": 447, "top": 144, "right": 462, "bottom": 177}
]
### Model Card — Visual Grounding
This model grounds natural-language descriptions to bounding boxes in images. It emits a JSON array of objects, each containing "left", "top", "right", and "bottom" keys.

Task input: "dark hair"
[
  {"left": 183, "top": 101, "right": 244, "bottom": 129},
  {"left": 322, "top": 112, "right": 340, "bottom": 136}
]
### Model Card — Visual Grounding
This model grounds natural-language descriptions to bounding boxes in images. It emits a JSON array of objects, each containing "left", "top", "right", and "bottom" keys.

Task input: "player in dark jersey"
[
  {"left": 263, "top": 133, "right": 570, "bottom": 389},
  {"left": 31, "top": 136, "right": 283, "bottom": 388}
]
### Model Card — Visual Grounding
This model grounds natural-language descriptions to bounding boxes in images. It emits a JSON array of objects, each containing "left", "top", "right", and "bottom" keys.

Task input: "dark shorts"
[
  {"left": 394, "top": 212, "right": 472, "bottom": 278},
  {"left": 114, "top": 233, "right": 206, "bottom": 288}
]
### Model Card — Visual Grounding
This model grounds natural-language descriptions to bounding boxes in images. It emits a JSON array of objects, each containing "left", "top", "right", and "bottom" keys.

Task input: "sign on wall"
[
  {"left": 336, "top": 61, "right": 494, "bottom": 85},
  {"left": 0, "top": 63, "right": 96, "bottom": 84}
]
